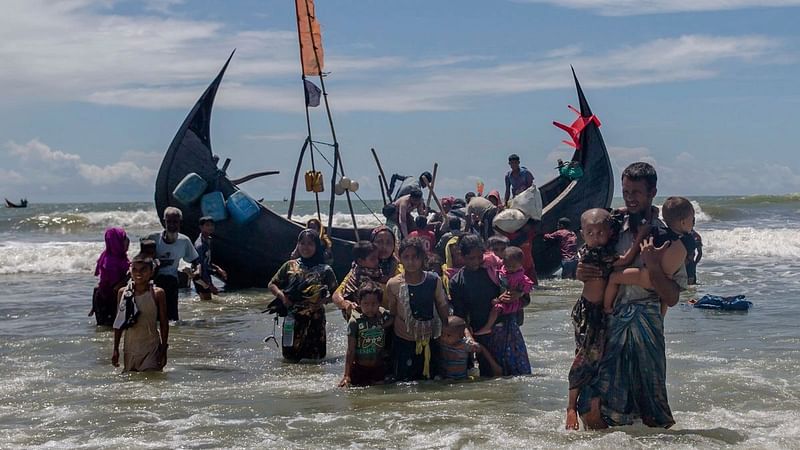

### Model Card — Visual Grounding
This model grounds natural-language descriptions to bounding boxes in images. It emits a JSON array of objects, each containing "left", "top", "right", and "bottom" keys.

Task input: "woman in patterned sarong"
[{"left": 269, "top": 229, "right": 338, "bottom": 362}]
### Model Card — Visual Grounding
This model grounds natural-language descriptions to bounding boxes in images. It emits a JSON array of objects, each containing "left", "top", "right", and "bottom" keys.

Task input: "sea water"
[{"left": 1, "top": 197, "right": 799, "bottom": 448}]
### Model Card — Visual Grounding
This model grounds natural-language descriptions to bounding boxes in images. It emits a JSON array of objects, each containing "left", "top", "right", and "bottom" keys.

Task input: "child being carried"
[
  {"left": 474, "top": 246, "right": 533, "bottom": 336},
  {"left": 603, "top": 197, "right": 695, "bottom": 317},
  {"left": 565, "top": 207, "right": 648, "bottom": 430}
]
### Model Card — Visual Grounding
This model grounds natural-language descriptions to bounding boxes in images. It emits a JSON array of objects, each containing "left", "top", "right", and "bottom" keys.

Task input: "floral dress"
[{"left": 270, "top": 259, "right": 337, "bottom": 361}]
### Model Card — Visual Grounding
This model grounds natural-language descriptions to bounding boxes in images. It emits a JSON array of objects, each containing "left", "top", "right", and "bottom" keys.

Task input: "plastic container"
[
  {"left": 201, "top": 191, "right": 227, "bottom": 222},
  {"left": 172, "top": 173, "right": 207, "bottom": 205},
  {"left": 226, "top": 190, "right": 260, "bottom": 225}
]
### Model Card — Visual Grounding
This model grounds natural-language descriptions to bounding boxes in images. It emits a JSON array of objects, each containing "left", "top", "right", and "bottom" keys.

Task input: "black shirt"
[{"left": 449, "top": 268, "right": 502, "bottom": 331}]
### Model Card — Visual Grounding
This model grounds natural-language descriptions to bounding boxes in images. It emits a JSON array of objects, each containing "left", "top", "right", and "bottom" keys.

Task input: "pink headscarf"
[{"left": 95, "top": 227, "right": 130, "bottom": 289}]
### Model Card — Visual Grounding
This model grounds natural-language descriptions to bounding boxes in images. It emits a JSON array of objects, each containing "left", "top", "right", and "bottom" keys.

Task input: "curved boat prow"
[
  {"left": 533, "top": 68, "right": 615, "bottom": 275},
  {"left": 155, "top": 50, "right": 234, "bottom": 221}
]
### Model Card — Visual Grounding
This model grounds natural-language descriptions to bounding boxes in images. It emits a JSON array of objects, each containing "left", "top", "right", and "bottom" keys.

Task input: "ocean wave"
[
  {"left": 728, "top": 193, "right": 800, "bottom": 205},
  {"left": 292, "top": 212, "right": 384, "bottom": 229},
  {"left": 12, "top": 209, "right": 161, "bottom": 233},
  {"left": 0, "top": 241, "right": 108, "bottom": 275},
  {"left": 703, "top": 227, "right": 800, "bottom": 259}
]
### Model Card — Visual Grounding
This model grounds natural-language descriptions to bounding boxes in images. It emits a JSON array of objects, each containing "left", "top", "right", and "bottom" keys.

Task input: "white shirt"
[{"left": 148, "top": 232, "right": 199, "bottom": 278}]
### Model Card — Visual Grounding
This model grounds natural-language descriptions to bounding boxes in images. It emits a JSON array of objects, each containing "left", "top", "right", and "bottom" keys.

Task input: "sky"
[{"left": 1, "top": 0, "right": 800, "bottom": 203}]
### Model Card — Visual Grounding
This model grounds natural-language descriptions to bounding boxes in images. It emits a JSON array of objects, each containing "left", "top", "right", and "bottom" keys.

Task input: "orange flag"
[{"left": 296, "top": 0, "right": 324, "bottom": 76}]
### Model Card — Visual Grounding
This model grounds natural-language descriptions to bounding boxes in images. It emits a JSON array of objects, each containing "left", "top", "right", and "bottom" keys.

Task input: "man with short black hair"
[
  {"left": 504, "top": 154, "right": 534, "bottom": 203},
  {"left": 576, "top": 161, "right": 685, "bottom": 430},
  {"left": 393, "top": 189, "right": 425, "bottom": 239}
]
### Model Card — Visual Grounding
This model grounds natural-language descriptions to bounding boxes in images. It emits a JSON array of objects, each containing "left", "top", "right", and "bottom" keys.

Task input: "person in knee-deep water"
[{"left": 268, "top": 229, "right": 338, "bottom": 362}]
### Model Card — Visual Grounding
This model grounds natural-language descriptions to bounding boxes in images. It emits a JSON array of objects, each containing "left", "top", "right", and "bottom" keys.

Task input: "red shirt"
[
  {"left": 544, "top": 229, "right": 578, "bottom": 261},
  {"left": 409, "top": 230, "right": 436, "bottom": 253}
]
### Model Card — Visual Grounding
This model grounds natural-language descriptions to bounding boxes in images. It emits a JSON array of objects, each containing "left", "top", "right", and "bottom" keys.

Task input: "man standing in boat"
[
  {"left": 148, "top": 207, "right": 199, "bottom": 322},
  {"left": 576, "top": 162, "right": 685, "bottom": 429},
  {"left": 388, "top": 171, "right": 433, "bottom": 202},
  {"left": 504, "top": 154, "right": 534, "bottom": 204}
]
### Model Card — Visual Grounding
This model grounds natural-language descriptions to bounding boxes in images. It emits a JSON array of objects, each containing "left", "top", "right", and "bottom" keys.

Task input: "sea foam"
[{"left": 703, "top": 227, "right": 800, "bottom": 259}]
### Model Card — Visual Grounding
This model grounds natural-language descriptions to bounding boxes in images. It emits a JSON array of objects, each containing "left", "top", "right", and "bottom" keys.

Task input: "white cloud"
[
  {"left": 0, "top": 0, "right": 787, "bottom": 113},
  {"left": 0, "top": 169, "right": 24, "bottom": 185},
  {"left": 7, "top": 139, "right": 81, "bottom": 163},
  {"left": 5, "top": 139, "right": 157, "bottom": 189},
  {"left": 517, "top": 0, "right": 800, "bottom": 16},
  {"left": 77, "top": 160, "right": 156, "bottom": 186}
]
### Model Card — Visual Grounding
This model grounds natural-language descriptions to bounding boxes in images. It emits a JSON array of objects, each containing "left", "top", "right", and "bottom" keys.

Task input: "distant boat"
[{"left": 5, "top": 198, "right": 28, "bottom": 208}]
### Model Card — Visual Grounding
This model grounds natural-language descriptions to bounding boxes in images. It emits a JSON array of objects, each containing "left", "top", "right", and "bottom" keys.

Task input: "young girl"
[
  {"left": 111, "top": 253, "right": 169, "bottom": 372},
  {"left": 474, "top": 246, "right": 534, "bottom": 336},
  {"left": 339, "top": 281, "right": 394, "bottom": 387},
  {"left": 291, "top": 218, "right": 333, "bottom": 264},
  {"left": 384, "top": 237, "right": 450, "bottom": 381},
  {"left": 603, "top": 197, "right": 695, "bottom": 316},
  {"left": 91, "top": 227, "right": 130, "bottom": 326},
  {"left": 269, "top": 229, "right": 338, "bottom": 362}
]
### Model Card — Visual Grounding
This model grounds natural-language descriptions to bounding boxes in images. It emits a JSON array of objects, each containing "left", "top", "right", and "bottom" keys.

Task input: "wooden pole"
[
  {"left": 293, "top": 0, "right": 322, "bottom": 222},
  {"left": 426, "top": 162, "right": 438, "bottom": 209},
  {"left": 370, "top": 148, "right": 391, "bottom": 200},
  {"left": 287, "top": 138, "right": 309, "bottom": 220},
  {"left": 302, "top": 0, "right": 358, "bottom": 240},
  {"left": 378, "top": 175, "right": 387, "bottom": 204}
]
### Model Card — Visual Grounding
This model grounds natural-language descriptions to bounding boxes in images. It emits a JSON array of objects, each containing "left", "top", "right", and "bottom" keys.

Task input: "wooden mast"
[{"left": 299, "top": 0, "right": 360, "bottom": 241}]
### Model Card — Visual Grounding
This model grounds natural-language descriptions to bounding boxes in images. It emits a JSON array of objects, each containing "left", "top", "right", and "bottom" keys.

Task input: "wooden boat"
[
  {"left": 155, "top": 54, "right": 369, "bottom": 288},
  {"left": 5, "top": 198, "right": 28, "bottom": 208},
  {"left": 154, "top": 60, "right": 612, "bottom": 287},
  {"left": 533, "top": 68, "right": 614, "bottom": 275}
]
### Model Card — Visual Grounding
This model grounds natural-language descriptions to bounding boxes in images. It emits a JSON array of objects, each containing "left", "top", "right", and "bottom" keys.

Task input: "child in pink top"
[{"left": 474, "top": 246, "right": 534, "bottom": 335}]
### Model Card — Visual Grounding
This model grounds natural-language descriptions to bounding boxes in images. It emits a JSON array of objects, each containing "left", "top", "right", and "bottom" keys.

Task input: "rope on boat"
[{"left": 309, "top": 142, "right": 383, "bottom": 224}]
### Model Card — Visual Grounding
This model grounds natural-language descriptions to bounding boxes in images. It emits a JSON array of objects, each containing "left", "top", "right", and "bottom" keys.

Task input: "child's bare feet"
[
  {"left": 473, "top": 326, "right": 492, "bottom": 336},
  {"left": 566, "top": 408, "right": 580, "bottom": 430}
]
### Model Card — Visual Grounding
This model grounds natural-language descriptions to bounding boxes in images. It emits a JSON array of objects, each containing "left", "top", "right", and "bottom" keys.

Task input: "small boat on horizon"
[{"left": 5, "top": 198, "right": 28, "bottom": 208}]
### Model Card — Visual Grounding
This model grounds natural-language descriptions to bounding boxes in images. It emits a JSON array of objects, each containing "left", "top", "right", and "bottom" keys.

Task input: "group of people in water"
[{"left": 92, "top": 159, "right": 706, "bottom": 431}]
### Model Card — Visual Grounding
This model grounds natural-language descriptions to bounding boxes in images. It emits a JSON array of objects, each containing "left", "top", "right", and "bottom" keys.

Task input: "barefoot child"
[
  {"left": 111, "top": 253, "right": 169, "bottom": 372},
  {"left": 438, "top": 316, "right": 502, "bottom": 379},
  {"left": 193, "top": 217, "right": 228, "bottom": 300},
  {"left": 339, "top": 281, "right": 394, "bottom": 387},
  {"left": 385, "top": 237, "right": 450, "bottom": 381},
  {"left": 474, "top": 246, "right": 533, "bottom": 336},
  {"left": 565, "top": 208, "right": 647, "bottom": 430},
  {"left": 603, "top": 197, "right": 695, "bottom": 316}
]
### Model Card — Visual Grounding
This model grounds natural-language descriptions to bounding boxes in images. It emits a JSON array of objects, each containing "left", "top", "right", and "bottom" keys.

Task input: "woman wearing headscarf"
[
  {"left": 332, "top": 225, "right": 401, "bottom": 315},
  {"left": 291, "top": 218, "right": 333, "bottom": 264},
  {"left": 90, "top": 227, "right": 130, "bottom": 326},
  {"left": 269, "top": 229, "right": 338, "bottom": 362}
]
